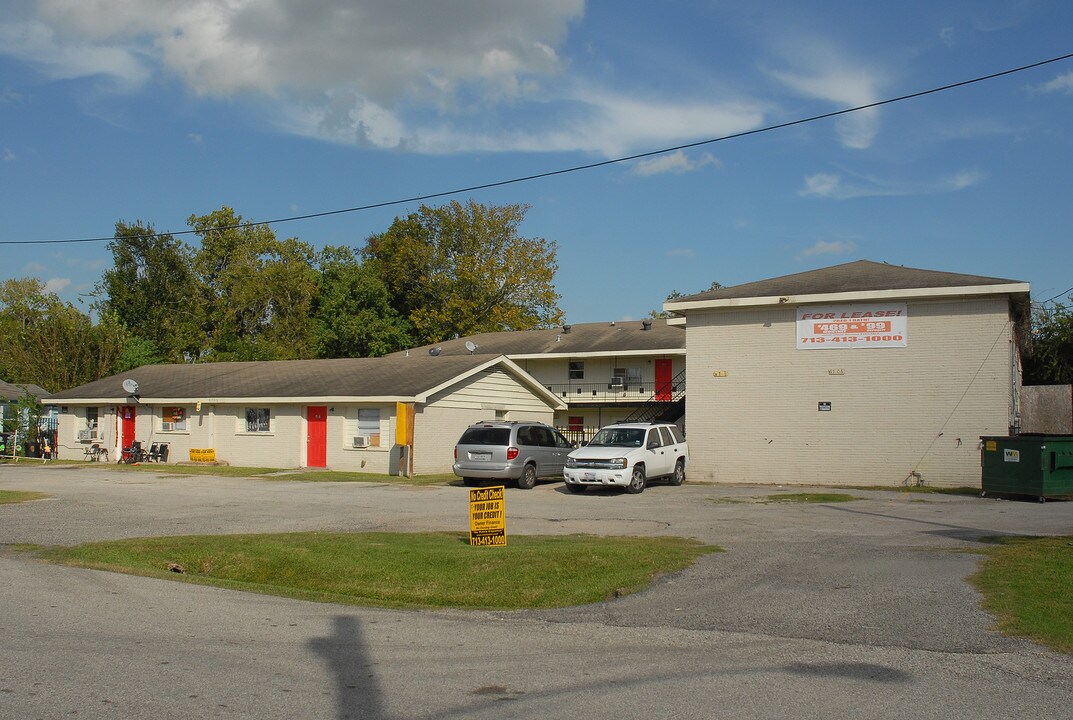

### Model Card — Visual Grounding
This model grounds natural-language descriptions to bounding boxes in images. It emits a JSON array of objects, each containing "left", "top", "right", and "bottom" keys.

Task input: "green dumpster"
[{"left": 980, "top": 435, "right": 1073, "bottom": 501}]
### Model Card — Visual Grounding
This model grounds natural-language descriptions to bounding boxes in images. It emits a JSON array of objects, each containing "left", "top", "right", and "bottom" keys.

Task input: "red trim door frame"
[
  {"left": 120, "top": 406, "right": 136, "bottom": 461},
  {"left": 655, "top": 359, "right": 673, "bottom": 401},
  {"left": 307, "top": 406, "right": 327, "bottom": 468}
]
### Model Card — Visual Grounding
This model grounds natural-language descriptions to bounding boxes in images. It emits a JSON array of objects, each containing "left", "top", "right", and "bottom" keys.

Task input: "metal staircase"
[{"left": 621, "top": 370, "right": 686, "bottom": 424}]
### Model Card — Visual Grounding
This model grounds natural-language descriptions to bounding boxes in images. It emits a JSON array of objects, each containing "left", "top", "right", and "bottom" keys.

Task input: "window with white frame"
[
  {"left": 161, "top": 407, "right": 187, "bottom": 432},
  {"left": 76, "top": 406, "right": 100, "bottom": 442},
  {"left": 244, "top": 407, "right": 271, "bottom": 433},
  {"left": 346, "top": 407, "right": 382, "bottom": 448},
  {"left": 569, "top": 361, "right": 585, "bottom": 379},
  {"left": 358, "top": 408, "right": 381, "bottom": 447}
]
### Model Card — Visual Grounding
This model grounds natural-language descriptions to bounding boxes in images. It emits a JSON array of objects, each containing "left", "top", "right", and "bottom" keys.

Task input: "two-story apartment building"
[{"left": 392, "top": 319, "right": 686, "bottom": 442}]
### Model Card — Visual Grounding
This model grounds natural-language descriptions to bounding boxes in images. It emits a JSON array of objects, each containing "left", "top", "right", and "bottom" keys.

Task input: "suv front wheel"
[
  {"left": 625, "top": 465, "right": 647, "bottom": 494},
  {"left": 517, "top": 464, "right": 538, "bottom": 490}
]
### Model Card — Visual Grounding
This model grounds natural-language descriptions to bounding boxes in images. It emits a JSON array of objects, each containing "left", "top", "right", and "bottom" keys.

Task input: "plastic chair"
[
  {"left": 83, "top": 443, "right": 100, "bottom": 461},
  {"left": 147, "top": 443, "right": 160, "bottom": 462}
]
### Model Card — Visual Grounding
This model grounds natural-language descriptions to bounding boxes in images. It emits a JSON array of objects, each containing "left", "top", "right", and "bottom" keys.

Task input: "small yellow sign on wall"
[
  {"left": 189, "top": 448, "right": 216, "bottom": 463},
  {"left": 469, "top": 485, "right": 506, "bottom": 546}
]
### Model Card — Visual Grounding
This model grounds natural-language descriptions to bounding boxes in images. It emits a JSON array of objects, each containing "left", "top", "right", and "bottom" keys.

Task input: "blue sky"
[{"left": 2, "top": 0, "right": 1072, "bottom": 323}]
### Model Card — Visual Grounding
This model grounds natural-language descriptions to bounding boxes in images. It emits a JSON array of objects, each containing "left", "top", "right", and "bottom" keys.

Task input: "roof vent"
[
  {"left": 428, "top": 347, "right": 442, "bottom": 356},
  {"left": 642, "top": 319, "right": 652, "bottom": 331},
  {"left": 562, "top": 324, "right": 571, "bottom": 333}
]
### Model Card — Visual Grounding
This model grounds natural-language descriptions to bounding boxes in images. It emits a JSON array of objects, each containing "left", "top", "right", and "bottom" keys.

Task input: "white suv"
[{"left": 563, "top": 422, "right": 687, "bottom": 494}]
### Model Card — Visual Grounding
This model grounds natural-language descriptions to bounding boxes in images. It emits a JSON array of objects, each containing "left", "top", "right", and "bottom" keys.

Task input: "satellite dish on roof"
[
  {"left": 464, "top": 341, "right": 478, "bottom": 353},
  {"left": 428, "top": 347, "right": 442, "bottom": 356},
  {"left": 121, "top": 378, "right": 139, "bottom": 395}
]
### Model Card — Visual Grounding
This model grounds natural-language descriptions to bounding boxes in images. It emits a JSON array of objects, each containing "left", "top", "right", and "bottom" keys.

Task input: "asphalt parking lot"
[{"left": 2, "top": 463, "right": 1072, "bottom": 719}]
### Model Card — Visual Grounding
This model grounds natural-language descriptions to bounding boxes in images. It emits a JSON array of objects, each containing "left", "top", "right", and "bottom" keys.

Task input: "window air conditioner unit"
[
  {"left": 609, "top": 377, "right": 625, "bottom": 387},
  {"left": 161, "top": 422, "right": 176, "bottom": 431},
  {"left": 352, "top": 436, "right": 370, "bottom": 448},
  {"left": 77, "top": 429, "right": 98, "bottom": 442}
]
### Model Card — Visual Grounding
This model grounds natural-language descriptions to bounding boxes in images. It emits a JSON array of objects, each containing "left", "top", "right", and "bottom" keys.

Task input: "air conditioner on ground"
[
  {"left": 77, "top": 429, "right": 98, "bottom": 442},
  {"left": 161, "top": 422, "right": 176, "bottom": 431},
  {"left": 352, "top": 436, "right": 370, "bottom": 448}
]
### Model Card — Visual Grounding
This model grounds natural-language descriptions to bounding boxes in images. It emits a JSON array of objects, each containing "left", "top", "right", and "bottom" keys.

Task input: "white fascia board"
[
  {"left": 59, "top": 396, "right": 419, "bottom": 405},
  {"left": 415, "top": 356, "right": 566, "bottom": 409},
  {"left": 50, "top": 398, "right": 120, "bottom": 406},
  {"left": 166, "top": 397, "right": 417, "bottom": 404},
  {"left": 507, "top": 348, "right": 685, "bottom": 360},
  {"left": 664, "top": 283, "right": 1031, "bottom": 312}
]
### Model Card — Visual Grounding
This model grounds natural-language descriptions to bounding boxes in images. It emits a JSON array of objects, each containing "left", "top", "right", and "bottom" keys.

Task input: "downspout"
[{"left": 1009, "top": 308, "right": 1021, "bottom": 436}]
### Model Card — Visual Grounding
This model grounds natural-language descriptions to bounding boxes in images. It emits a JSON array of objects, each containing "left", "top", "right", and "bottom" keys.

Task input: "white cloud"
[
  {"left": 188, "top": 133, "right": 204, "bottom": 145},
  {"left": 3, "top": 1, "right": 767, "bottom": 157},
  {"left": 22, "top": 1, "right": 580, "bottom": 102},
  {"left": 800, "top": 169, "right": 985, "bottom": 200},
  {"left": 0, "top": 19, "right": 150, "bottom": 88},
  {"left": 2, "top": 148, "right": 13, "bottom": 162},
  {"left": 632, "top": 150, "right": 720, "bottom": 176},
  {"left": 23, "top": 261, "right": 47, "bottom": 274},
  {"left": 768, "top": 42, "right": 884, "bottom": 149},
  {"left": 43, "top": 277, "right": 71, "bottom": 294},
  {"left": 1036, "top": 71, "right": 1073, "bottom": 95},
  {"left": 939, "top": 27, "right": 955, "bottom": 47},
  {"left": 800, "top": 240, "right": 856, "bottom": 258}
]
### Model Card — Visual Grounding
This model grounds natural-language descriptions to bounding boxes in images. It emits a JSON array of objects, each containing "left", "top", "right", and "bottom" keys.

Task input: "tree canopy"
[
  {"left": 1, "top": 200, "right": 565, "bottom": 390},
  {"left": 363, "top": 200, "right": 562, "bottom": 345},
  {"left": 1024, "top": 300, "right": 1073, "bottom": 384},
  {"left": 0, "top": 278, "right": 127, "bottom": 391}
]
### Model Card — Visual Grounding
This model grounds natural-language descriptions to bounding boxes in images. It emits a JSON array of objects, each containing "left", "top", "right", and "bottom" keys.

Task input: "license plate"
[
  {"left": 471, "top": 452, "right": 491, "bottom": 461},
  {"left": 583, "top": 472, "right": 596, "bottom": 480}
]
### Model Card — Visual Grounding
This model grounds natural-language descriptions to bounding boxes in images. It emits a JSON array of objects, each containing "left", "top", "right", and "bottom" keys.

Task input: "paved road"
[{"left": 2, "top": 464, "right": 1071, "bottom": 719}]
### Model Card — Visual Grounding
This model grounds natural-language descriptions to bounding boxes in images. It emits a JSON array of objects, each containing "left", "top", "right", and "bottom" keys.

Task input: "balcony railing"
[{"left": 544, "top": 376, "right": 685, "bottom": 404}]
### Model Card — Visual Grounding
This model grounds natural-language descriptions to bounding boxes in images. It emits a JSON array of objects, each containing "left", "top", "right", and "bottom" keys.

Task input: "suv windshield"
[
  {"left": 588, "top": 428, "right": 645, "bottom": 447},
  {"left": 458, "top": 427, "right": 511, "bottom": 445}
]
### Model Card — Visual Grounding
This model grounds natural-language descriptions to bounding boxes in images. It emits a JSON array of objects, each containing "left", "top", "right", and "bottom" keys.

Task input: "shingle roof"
[
  {"left": 0, "top": 380, "right": 52, "bottom": 402},
  {"left": 670, "top": 260, "right": 1026, "bottom": 304},
  {"left": 49, "top": 355, "right": 518, "bottom": 401},
  {"left": 391, "top": 319, "right": 684, "bottom": 358}
]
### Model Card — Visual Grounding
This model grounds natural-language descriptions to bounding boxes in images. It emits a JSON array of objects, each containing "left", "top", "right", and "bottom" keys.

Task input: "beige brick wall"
[
  {"left": 685, "top": 297, "right": 1016, "bottom": 487},
  {"left": 414, "top": 369, "right": 556, "bottom": 475}
]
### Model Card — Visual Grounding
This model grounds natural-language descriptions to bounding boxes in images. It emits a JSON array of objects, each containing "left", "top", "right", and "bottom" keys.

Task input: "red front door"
[
  {"left": 307, "top": 406, "right": 327, "bottom": 468},
  {"left": 655, "top": 359, "right": 673, "bottom": 401},
  {"left": 120, "top": 406, "right": 136, "bottom": 458}
]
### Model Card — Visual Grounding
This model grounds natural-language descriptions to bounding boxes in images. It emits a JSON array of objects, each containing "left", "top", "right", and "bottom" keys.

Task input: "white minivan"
[{"left": 563, "top": 422, "right": 687, "bottom": 494}]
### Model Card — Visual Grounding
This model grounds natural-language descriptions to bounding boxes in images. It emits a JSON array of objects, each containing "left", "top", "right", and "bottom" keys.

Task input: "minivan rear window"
[{"left": 459, "top": 427, "right": 511, "bottom": 445}]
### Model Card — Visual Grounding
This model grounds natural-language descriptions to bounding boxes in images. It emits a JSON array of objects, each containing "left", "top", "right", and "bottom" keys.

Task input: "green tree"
[
  {"left": 0, "top": 279, "right": 128, "bottom": 390},
  {"left": 94, "top": 221, "right": 199, "bottom": 362},
  {"left": 190, "top": 207, "right": 319, "bottom": 361},
  {"left": 362, "top": 200, "right": 563, "bottom": 345},
  {"left": 313, "top": 247, "right": 414, "bottom": 358},
  {"left": 1024, "top": 300, "right": 1073, "bottom": 384}
]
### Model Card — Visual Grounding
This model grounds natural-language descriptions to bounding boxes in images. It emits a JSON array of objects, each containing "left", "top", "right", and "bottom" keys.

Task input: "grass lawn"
[
  {"left": 970, "top": 535, "right": 1073, "bottom": 654},
  {"left": 0, "top": 489, "right": 49, "bottom": 504},
  {"left": 38, "top": 532, "right": 719, "bottom": 610}
]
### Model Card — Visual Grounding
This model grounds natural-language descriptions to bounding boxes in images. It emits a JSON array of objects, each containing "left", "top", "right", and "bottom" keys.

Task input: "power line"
[
  {"left": 4, "top": 50, "right": 1073, "bottom": 247},
  {"left": 1037, "top": 286, "right": 1073, "bottom": 306}
]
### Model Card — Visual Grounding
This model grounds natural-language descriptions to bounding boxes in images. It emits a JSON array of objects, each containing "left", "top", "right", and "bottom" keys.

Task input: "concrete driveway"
[{"left": 1, "top": 463, "right": 1071, "bottom": 719}]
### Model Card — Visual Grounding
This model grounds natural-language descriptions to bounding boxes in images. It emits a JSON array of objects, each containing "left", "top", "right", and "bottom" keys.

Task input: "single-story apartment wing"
[{"left": 48, "top": 354, "right": 565, "bottom": 474}]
